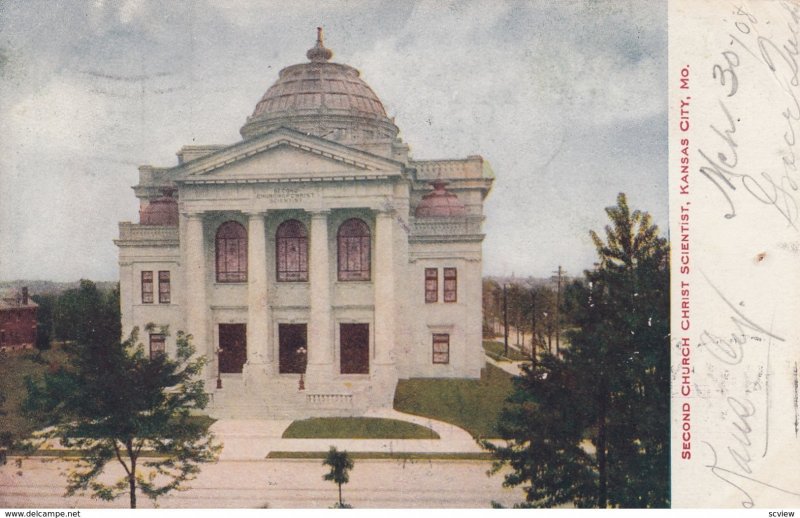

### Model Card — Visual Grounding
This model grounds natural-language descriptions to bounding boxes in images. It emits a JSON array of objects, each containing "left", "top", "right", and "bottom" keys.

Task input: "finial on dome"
[{"left": 307, "top": 26, "right": 333, "bottom": 63}]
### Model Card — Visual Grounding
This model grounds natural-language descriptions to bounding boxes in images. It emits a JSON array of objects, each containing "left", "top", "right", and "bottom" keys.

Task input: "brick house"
[{"left": 0, "top": 287, "right": 38, "bottom": 351}]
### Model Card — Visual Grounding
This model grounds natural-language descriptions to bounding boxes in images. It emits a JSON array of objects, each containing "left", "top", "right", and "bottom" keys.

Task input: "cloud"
[{"left": 0, "top": 0, "right": 666, "bottom": 281}]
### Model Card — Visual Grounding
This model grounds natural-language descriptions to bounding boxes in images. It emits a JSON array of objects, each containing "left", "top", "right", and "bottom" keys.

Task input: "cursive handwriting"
[
  {"left": 698, "top": 272, "right": 785, "bottom": 507},
  {"left": 699, "top": 3, "right": 800, "bottom": 227},
  {"left": 704, "top": 442, "right": 800, "bottom": 509}
]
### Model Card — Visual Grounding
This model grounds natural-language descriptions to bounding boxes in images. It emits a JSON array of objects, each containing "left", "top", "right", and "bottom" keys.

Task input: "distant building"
[
  {"left": 115, "top": 30, "right": 494, "bottom": 418},
  {"left": 0, "top": 287, "right": 38, "bottom": 351}
]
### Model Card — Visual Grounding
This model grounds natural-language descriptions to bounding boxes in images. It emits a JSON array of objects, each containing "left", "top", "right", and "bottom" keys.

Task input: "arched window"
[
  {"left": 276, "top": 219, "right": 308, "bottom": 282},
  {"left": 337, "top": 218, "right": 370, "bottom": 281},
  {"left": 216, "top": 221, "right": 247, "bottom": 282}
]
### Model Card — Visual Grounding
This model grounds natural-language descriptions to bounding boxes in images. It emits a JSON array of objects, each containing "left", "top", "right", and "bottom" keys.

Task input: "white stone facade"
[{"left": 116, "top": 33, "right": 493, "bottom": 419}]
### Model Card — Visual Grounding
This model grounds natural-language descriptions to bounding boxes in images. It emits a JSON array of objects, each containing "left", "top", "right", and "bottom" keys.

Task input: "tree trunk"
[
  {"left": 597, "top": 377, "right": 608, "bottom": 509},
  {"left": 338, "top": 482, "right": 343, "bottom": 506},
  {"left": 129, "top": 473, "right": 137, "bottom": 509},
  {"left": 127, "top": 440, "right": 137, "bottom": 509}
]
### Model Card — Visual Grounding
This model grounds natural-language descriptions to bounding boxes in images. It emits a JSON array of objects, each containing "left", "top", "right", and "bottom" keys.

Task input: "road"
[{"left": 1, "top": 457, "right": 524, "bottom": 509}]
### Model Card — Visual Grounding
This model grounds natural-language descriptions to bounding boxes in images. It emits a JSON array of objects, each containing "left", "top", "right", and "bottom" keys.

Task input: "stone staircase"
[{"left": 206, "top": 375, "right": 367, "bottom": 419}]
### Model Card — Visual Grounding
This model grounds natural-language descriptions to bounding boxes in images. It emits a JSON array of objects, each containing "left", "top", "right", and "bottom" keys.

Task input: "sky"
[{"left": 0, "top": 0, "right": 666, "bottom": 282}]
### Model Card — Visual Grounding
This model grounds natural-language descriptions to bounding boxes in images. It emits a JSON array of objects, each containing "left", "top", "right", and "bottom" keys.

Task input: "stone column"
[
  {"left": 373, "top": 210, "right": 396, "bottom": 367},
  {"left": 246, "top": 212, "right": 270, "bottom": 368},
  {"left": 184, "top": 212, "right": 211, "bottom": 382},
  {"left": 306, "top": 210, "right": 333, "bottom": 381}
]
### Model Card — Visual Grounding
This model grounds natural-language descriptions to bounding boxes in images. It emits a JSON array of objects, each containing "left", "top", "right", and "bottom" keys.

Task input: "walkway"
[
  {"left": 209, "top": 408, "right": 482, "bottom": 461},
  {"left": 485, "top": 355, "right": 527, "bottom": 377}
]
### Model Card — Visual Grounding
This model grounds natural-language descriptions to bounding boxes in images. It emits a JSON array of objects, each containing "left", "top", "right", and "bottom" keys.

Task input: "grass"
[
  {"left": 482, "top": 340, "right": 529, "bottom": 362},
  {"left": 0, "top": 344, "right": 70, "bottom": 443},
  {"left": 282, "top": 417, "right": 440, "bottom": 439},
  {"left": 0, "top": 343, "right": 215, "bottom": 454},
  {"left": 394, "top": 363, "right": 514, "bottom": 439},
  {"left": 266, "top": 451, "right": 492, "bottom": 460}
]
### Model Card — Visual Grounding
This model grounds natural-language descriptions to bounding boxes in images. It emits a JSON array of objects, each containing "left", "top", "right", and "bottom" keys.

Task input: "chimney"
[{"left": 21, "top": 287, "right": 28, "bottom": 305}]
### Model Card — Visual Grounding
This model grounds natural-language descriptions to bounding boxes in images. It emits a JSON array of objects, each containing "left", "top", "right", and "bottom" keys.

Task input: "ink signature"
[{"left": 699, "top": 273, "right": 788, "bottom": 507}]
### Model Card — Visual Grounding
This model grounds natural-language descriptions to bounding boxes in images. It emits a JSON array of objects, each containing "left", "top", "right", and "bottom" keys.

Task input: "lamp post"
[
  {"left": 297, "top": 346, "right": 307, "bottom": 390},
  {"left": 215, "top": 347, "right": 223, "bottom": 389}
]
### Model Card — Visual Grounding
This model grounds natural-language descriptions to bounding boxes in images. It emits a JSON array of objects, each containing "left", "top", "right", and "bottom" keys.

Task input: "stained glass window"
[
  {"left": 216, "top": 221, "right": 247, "bottom": 283},
  {"left": 276, "top": 219, "right": 308, "bottom": 282},
  {"left": 337, "top": 218, "right": 370, "bottom": 281}
]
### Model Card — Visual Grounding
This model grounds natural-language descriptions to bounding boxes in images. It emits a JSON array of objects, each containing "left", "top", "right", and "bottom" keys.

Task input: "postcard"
[{"left": 2, "top": 0, "right": 795, "bottom": 511}]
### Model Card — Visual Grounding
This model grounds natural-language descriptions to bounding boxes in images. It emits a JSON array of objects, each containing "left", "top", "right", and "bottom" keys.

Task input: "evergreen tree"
[
  {"left": 485, "top": 193, "right": 669, "bottom": 508},
  {"left": 24, "top": 318, "right": 220, "bottom": 507}
]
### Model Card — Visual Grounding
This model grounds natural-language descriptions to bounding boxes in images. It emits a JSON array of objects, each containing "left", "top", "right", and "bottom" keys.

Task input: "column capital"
[
  {"left": 374, "top": 208, "right": 395, "bottom": 218},
  {"left": 182, "top": 209, "right": 205, "bottom": 219},
  {"left": 244, "top": 210, "right": 267, "bottom": 218},
  {"left": 308, "top": 209, "right": 331, "bottom": 219}
]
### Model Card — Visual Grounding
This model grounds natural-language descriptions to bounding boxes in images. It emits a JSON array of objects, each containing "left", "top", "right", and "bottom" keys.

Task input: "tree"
[
  {"left": 323, "top": 446, "right": 354, "bottom": 508},
  {"left": 24, "top": 325, "right": 221, "bottom": 508},
  {"left": 485, "top": 193, "right": 669, "bottom": 508},
  {"left": 52, "top": 280, "right": 119, "bottom": 345},
  {"left": 31, "top": 293, "right": 56, "bottom": 350}
]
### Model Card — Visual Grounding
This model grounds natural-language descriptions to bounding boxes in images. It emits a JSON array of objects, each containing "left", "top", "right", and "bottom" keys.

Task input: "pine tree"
[{"left": 485, "top": 193, "right": 669, "bottom": 508}]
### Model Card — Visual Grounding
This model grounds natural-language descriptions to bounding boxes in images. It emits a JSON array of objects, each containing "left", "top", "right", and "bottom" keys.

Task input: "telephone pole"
[
  {"left": 553, "top": 266, "right": 563, "bottom": 357},
  {"left": 530, "top": 288, "right": 537, "bottom": 365},
  {"left": 503, "top": 283, "right": 509, "bottom": 357}
]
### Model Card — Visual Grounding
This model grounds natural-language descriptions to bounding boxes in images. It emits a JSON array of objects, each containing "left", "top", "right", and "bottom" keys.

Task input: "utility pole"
[
  {"left": 530, "top": 288, "right": 537, "bottom": 365},
  {"left": 553, "top": 265, "right": 563, "bottom": 357},
  {"left": 503, "top": 283, "right": 509, "bottom": 357}
]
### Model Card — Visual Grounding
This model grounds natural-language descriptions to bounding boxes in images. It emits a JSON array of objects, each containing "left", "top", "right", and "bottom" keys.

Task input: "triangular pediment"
[{"left": 177, "top": 128, "right": 403, "bottom": 183}]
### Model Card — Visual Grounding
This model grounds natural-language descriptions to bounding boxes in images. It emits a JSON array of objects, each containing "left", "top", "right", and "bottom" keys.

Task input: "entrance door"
[
  {"left": 218, "top": 324, "right": 246, "bottom": 373},
  {"left": 340, "top": 323, "right": 369, "bottom": 374},
  {"left": 279, "top": 324, "right": 307, "bottom": 374}
]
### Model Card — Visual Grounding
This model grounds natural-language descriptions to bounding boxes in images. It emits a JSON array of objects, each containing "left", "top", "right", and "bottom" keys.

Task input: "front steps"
[{"left": 206, "top": 375, "right": 375, "bottom": 419}]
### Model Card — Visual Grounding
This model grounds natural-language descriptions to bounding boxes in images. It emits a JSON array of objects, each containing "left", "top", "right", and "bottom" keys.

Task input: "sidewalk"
[
  {"left": 485, "top": 355, "right": 527, "bottom": 377},
  {"left": 209, "top": 408, "right": 482, "bottom": 460}
]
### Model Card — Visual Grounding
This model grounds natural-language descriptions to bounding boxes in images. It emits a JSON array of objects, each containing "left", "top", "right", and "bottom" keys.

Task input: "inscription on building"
[{"left": 256, "top": 187, "right": 318, "bottom": 204}]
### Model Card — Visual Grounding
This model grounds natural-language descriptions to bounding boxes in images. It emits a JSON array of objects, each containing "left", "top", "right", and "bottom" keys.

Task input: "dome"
[
  {"left": 240, "top": 28, "right": 399, "bottom": 144},
  {"left": 415, "top": 180, "right": 467, "bottom": 217},
  {"left": 140, "top": 189, "right": 178, "bottom": 226}
]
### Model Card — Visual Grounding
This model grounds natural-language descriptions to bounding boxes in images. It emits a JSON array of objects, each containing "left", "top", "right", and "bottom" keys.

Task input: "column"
[
  {"left": 373, "top": 210, "right": 395, "bottom": 366},
  {"left": 184, "top": 213, "right": 210, "bottom": 381},
  {"left": 306, "top": 210, "right": 333, "bottom": 380},
  {"left": 246, "top": 212, "right": 270, "bottom": 366}
]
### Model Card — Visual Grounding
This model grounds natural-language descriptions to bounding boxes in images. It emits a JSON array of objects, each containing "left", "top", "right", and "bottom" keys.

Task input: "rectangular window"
[
  {"left": 425, "top": 268, "right": 438, "bottom": 303},
  {"left": 141, "top": 271, "right": 154, "bottom": 304},
  {"left": 443, "top": 268, "right": 457, "bottom": 303},
  {"left": 158, "top": 271, "right": 171, "bottom": 304},
  {"left": 149, "top": 333, "right": 166, "bottom": 359},
  {"left": 432, "top": 333, "right": 450, "bottom": 364}
]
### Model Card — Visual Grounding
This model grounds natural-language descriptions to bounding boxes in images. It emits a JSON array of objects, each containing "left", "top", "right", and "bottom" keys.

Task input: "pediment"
[{"left": 177, "top": 129, "right": 402, "bottom": 183}]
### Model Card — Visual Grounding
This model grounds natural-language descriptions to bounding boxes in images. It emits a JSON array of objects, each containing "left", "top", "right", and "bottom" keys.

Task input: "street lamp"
[
  {"left": 297, "top": 346, "right": 307, "bottom": 390},
  {"left": 215, "top": 347, "right": 223, "bottom": 389}
]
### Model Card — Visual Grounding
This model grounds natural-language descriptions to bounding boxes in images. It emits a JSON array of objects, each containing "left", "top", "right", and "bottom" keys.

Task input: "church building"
[{"left": 116, "top": 30, "right": 494, "bottom": 418}]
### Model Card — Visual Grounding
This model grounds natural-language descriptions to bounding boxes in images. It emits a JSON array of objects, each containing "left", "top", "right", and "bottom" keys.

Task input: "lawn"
[
  {"left": 393, "top": 363, "right": 514, "bottom": 439},
  {"left": 482, "top": 340, "right": 529, "bottom": 362},
  {"left": 267, "top": 451, "right": 492, "bottom": 460},
  {"left": 0, "top": 344, "right": 70, "bottom": 444},
  {"left": 282, "top": 417, "right": 440, "bottom": 439},
  {"left": 0, "top": 343, "right": 216, "bottom": 452}
]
